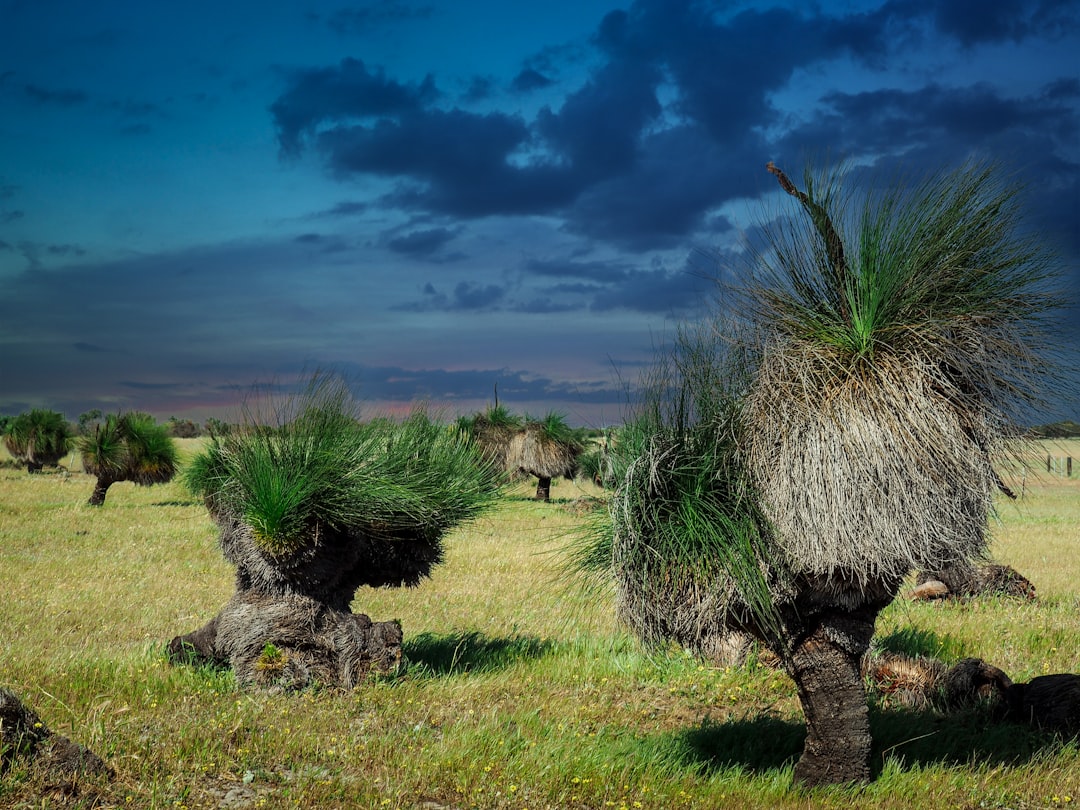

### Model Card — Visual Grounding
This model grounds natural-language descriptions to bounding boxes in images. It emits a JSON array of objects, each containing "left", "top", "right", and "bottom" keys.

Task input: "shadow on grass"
[
  {"left": 404, "top": 630, "right": 555, "bottom": 677},
  {"left": 645, "top": 706, "right": 1068, "bottom": 781},
  {"left": 646, "top": 714, "right": 804, "bottom": 776},
  {"left": 868, "top": 705, "right": 1069, "bottom": 775}
]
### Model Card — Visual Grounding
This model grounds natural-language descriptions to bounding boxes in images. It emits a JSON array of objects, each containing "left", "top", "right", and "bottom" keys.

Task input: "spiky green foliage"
[
  {"left": 3, "top": 409, "right": 74, "bottom": 472},
  {"left": 184, "top": 378, "right": 503, "bottom": 557},
  {"left": 77, "top": 412, "right": 178, "bottom": 504},
  {"left": 742, "top": 160, "right": 1058, "bottom": 589},
  {"left": 571, "top": 323, "right": 787, "bottom": 649}
]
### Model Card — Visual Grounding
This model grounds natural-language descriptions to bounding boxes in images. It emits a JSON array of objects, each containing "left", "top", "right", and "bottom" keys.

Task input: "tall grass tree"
[
  {"left": 173, "top": 375, "right": 503, "bottom": 689},
  {"left": 77, "top": 412, "right": 179, "bottom": 505},
  {"left": 3, "top": 409, "right": 74, "bottom": 473},
  {"left": 578, "top": 160, "right": 1058, "bottom": 787}
]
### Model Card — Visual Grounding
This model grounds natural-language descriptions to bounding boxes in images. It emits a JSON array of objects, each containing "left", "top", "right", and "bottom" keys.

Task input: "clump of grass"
[
  {"left": 183, "top": 375, "right": 503, "bottom": 557},
  {"left": 570, "top": 322, "right": 788, "bottom": 653}
]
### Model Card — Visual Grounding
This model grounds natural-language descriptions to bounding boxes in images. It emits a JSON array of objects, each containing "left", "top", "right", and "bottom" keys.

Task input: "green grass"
[{"left": 1, "top": 441, "right": 1079, "bottom": 808}]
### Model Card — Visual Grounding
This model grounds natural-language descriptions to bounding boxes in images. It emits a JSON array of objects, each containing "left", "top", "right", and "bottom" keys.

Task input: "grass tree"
[
  {"left": 509, "top": 412, "right": 584, "bottom": 501},
  {"left": 77, "top": 412, "right": 179, "bottom": 506},
  {"left": 173, "top": 376, "right": 503, "bottom": 689},
  {"left": 3, "top": 409, "right": 74, "bottom": 473},
  {"left": 576, "top": 160, "right": 1057, "bottom": 787},
  {"left": 457, "top": 403, "right": 523, "bottom": 472}
]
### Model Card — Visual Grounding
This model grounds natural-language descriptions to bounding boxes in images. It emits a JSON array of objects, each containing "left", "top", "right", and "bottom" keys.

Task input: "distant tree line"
[{"left": 1030, "top": 420, "right": 1080, "bottom": 438}]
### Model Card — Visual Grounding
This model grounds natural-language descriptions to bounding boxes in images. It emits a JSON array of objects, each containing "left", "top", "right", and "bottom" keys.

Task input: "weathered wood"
[
  {"left": 1003, "top": 674, "right": 1080, "bottom": 736},
  {"left": 914, "top": 562, "right": 1036, "bottom": 600},
  {"left": 169, "top": 590, "right": 403, "bottom": 690}
]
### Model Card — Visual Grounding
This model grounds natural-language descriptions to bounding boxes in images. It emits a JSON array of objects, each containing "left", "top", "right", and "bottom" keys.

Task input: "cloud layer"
[{"left": 0, "top": 0, "right": 1076, "bottom": 423}]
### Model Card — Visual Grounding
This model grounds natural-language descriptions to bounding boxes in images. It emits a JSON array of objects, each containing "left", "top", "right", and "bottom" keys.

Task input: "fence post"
[
  {"left": 1068, "top": 457, "right": 1073, "bottom": 478},
  {"left": 1047, "top": 454, "right": 1052, "bottom": 473}
]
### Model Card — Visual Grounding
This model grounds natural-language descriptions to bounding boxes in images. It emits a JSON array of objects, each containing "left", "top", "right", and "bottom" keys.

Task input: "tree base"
[
  {"left": 168, "top": 590, "right": 403, "bottom": 690},
  {"left": 788, "top": 609, "right": 879, "bottom": 787}
]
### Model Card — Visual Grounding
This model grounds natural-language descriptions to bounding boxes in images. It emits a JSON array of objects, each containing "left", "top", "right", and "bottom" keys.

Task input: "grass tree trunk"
[
  {"left": 168, "top": 517, "right": 411, "bottom": 689},
  {"left": 87, "top": 476, "right": 116, "bottom": 506},
  {"left": 787, "top": 605, "right": 880, "bottom": 787},
  {"left": 535, "top": 475, "right": 552, "bottom": 501}
]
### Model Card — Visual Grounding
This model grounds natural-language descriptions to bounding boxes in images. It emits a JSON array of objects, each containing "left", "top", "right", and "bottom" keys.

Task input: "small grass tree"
[
  {"left": 457, "top": 403, "right": 523, "bottom": 472},
  {"left": 77, "top": 412, "right": 179, "bottom": 505},
  {"left": 575, "top": 159, "right": 1057, "bottom": 787},
  {"left": 509, "top": 412, "right": 584, "bottom": 501},
  {"left": 172, "top": 375, "right": 503, "bottom": 689},
  {"left": 3, "top": 409, "right": 74, "bottom": 473}
]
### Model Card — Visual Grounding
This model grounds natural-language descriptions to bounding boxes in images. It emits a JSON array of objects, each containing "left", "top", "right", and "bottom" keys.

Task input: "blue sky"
[{"left": 1, "top": 0, "right": 1077, "bottom": 426}]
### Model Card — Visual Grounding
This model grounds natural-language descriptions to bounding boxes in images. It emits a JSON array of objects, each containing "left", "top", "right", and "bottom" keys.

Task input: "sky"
[{"left": 1, "top": 0, "right": 1077, "bottom": 427}]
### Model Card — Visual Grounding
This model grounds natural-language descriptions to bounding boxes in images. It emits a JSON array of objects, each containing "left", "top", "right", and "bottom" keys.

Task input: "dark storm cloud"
[
  {"left": 511, "top": 68, "right": 553, "bottom": 94},
  {"left": 392, "top": 280, "right": 506, "bottom": 312},
  {"left": 346, "top": 363, "right": 622, "bottom": 405},
  {"left": 589, "top": 266, "right": 713, "bottom": 314},
  {"left": 269, "top": 0, "right": 913, "bottom": 249},
  {"left": 462, "top": 75, "right": 495, "bottom": 103},
  {"left": 384, "top": 226, "right": 463, "bottom": 258},
  {"left": 270, "top": 58, "right": 439, "bottom": 156},
  {"left": 891, "top": 0, "right": 1080, "bottom": 46},
  {"left": 809, "top": 81, "right": 1079, "bottom": 149},
  {"left": 309, "top": 200, "right": 368, "bottom": 218},
  {"left": 536, "top": 58, "right": 662, "bottom": 182},
  {"left": 523, "top": 257, "right": 629, "bottom": 283},
  {"left": 561, "top": 124, "right": 756, "bottom": 249},
  {"left": 450, "top": 281, "right": 504, "bottom": 310},
  {"left": 270, "top": 0, "right": 1077, "bottom": 255},
  {"left": 320, "top": 108, "right": 579, "bottom": 217}
]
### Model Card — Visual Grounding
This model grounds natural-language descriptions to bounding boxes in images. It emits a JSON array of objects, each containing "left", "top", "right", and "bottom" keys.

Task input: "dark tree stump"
[
  {"left": 169, "top": 590, "right": 403, "bottom": 689},
  {"left": 915, "top": 562, "right": 1036, "bottom": 600},
  {"left": 1003, "top": 674, "right": 1080, "bottom": 736},
  {"left": 171, "top": 507, "right": 424, "bottom": 689},
  {"left": 535, "top": 476, "right": 552, "bottom": 501},
  {"left": 0, "top": 689, "right": 111, "bottom": 778}
]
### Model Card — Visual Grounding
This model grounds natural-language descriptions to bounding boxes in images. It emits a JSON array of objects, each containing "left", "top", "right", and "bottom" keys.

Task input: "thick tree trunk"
[
  {"left": 535, "top": 476, "right": 552, "bottom": 501},
  {"left": 788, "top": 608, "right": 879, "bottom": 787},
  {"left": 88, "top": 476, "right": 114, "bottom": 506},
  {"left": 170, "top": 512, "right": 435, "bottom": 689},
  {"left": 168, "top": 589, "right": 403, "bottom": 689}
]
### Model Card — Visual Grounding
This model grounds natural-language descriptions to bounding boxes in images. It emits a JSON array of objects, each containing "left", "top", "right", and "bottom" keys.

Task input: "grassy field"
[{"left": 1, "top": 439, "right": 1078, "bottom": 809}]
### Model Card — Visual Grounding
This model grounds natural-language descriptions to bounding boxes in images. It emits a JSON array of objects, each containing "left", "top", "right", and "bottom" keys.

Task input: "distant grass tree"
[
  {"left": 3, "top": 409, "right": 74, "bottom": 473},
  {"left": 576, "top": 160, "right": 1057, "bottom": 787},
  {"left": 173, "top": 375, "right": 503, "bottom": 689},
  {"left": 458, "top": 403, "right": 523, "bottom": 473},
  {"left": 77, "top": 412, "right": 179, "bottom": 505},
  {"left": 509, "top": 412, "right": 584, "bottom": 501}
]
